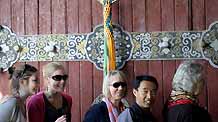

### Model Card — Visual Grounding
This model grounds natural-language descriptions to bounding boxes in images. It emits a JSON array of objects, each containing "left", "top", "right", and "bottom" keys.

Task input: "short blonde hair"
[
  {"left": 42, "top": 62, "right": 65, "bottom": 78},
  {"left": 102, "top": 70, "right": 127, "bottom": 98}
]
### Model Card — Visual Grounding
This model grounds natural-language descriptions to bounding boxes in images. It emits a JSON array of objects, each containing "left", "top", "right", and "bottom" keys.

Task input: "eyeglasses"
[
  {"left": 51, "top": 75, "right": 68, "bottom": 81},
  {"left": 110, "top": 82, "right": 127, "bottom": 88}
]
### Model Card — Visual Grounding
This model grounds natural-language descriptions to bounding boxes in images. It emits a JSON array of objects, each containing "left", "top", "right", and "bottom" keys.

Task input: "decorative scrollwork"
[
  {"left": 19, "top": 36, "right": 38, "bottom": 61},
  {"left": 0, "top": 25, "right": 20, "bottom": 71},
  {"left": 1, "top": 22, "right": 218, "bottom": 70},
  {"left": 182, "top": 32, "right": 202, "bottom": 58},
  {"left": 202, "top": 21, "right": 218, "bottom": 68},
  {"left": 68, "top": 34, "right": 87, "bottom": 60},
  {"left": 85, "top": 24, "right": 133, "bottom": 70},
  {"left": 132, "top": 33, "right": 152, "bottom": 59}
]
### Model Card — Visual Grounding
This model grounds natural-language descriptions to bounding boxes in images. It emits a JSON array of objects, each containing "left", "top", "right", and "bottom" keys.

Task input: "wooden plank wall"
[{"left": 0, "top": 0, "right": 218, "bottom": 121}]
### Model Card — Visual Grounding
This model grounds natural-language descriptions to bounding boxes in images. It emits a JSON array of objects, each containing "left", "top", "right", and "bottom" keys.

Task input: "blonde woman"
[
  {"left": 0, "top": 64, "right": 39, "bottom": 122},
  {"left": 27, "top": 62, "right": 72, "bottom": 122},
  {"left": 84, "top": 70, "right": 128, "bottom": 122}
]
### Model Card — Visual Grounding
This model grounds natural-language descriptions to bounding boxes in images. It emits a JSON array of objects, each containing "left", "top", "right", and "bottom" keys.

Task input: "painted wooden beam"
[{"left": 0, "top": 21, "right": 218, "bottom": 71}]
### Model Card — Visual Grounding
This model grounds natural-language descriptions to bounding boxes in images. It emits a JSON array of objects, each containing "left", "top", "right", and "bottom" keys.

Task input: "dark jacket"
[
  {"left": 163, "top": 103, "right": 212, "bottom": 122},
  {"left": 83, "top": 101, "right": 110, "bottom": 122},
  {"left": 118, "top": 102, "right": 155, "bottom": 122}
]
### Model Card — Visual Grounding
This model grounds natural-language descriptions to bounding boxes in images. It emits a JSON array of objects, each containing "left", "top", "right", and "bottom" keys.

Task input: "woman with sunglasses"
[
  {"left": 84, "top": 70, "right": 128, "bottom": 122},
  {"left": 0, "top": 64, "right": 39, "bottom": 122},
  {"left": 26, "top": 62, "right": 72, "bottom": 122}
]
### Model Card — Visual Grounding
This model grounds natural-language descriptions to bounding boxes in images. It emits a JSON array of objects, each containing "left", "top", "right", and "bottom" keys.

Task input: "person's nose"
[
  {"left": 118, "top": 85, "right": 123, "bottom": 90},
  {"left": 147, "top": 91, "right": 151, "bottom": 99},
  {"left": 60, "top": 79, "right": 65, "bottom": 84}
]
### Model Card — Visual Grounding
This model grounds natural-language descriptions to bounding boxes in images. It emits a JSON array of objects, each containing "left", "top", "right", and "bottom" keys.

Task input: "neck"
[
  {"left": 19, "top": 89, "right": 28, "bottom": 101},
  {"left": 109, "top": 98, "right": 121, "bottom": 108},
  {"left": 136, "top": 101, "right": 150, "bottom": 112},
  {"left": 45, "top": 89, "right": 60, "bottom": 98},
  {"left": 171, "top": 94, "right": 197, "bottom": 102}
]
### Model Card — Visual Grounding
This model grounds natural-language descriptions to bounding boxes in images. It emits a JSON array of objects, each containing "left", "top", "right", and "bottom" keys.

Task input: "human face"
[
  {"left": 27, "top": 74, "right": 39, "bottom": 95},
  {"left": 109, "top": 75, "right": 127, "bottom": 101},
  {"left": 133, "top": 80, "right": 157, "bottom": 108},
  {"left": 19, "top": 73, "right": 39, "bottom": 96},
  {"left": 47, "top": 69, "right": 68, "bottom": 93}
]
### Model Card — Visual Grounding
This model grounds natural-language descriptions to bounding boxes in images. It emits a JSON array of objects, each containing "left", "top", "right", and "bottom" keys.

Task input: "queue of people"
[{"left": 0, "top": 61, "right": 212, "bottom": 122}]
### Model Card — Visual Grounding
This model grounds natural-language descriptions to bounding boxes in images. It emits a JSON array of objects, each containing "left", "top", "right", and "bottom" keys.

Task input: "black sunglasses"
[
  {"left": 51, "top": 75, "right": 68, "bottom": 81},
  {"left": 111, "top": 82, "right": 127, "bottom": 88}
]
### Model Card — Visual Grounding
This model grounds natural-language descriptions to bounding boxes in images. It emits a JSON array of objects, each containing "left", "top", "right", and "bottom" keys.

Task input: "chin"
[
  {"left": 31, "top": 92, "right": 36, "bottom": 95},
  {"left": 113, "top": 97, "right": 122, "bottom": 101},
  {"left": 54, "top": 87, "right": 64, "bottom": 92},
  {"left": 143, "top": 105, "right": 150, "bottom": 108},
  {"left": 117, "top": 95, "right": 124, "bottom": 99},
  {"left": 143, "top": 102, "right": 151, "bottom": 107}
]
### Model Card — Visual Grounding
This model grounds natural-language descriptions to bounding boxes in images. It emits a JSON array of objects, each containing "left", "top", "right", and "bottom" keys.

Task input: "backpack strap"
[{"left": 129, "top": 107, "right": 136, "bottom": 122}]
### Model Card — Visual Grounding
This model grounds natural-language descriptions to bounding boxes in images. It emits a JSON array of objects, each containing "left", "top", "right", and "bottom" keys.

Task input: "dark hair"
[
  {"left": 132, "top": 75, "right": 158, "bottom": 89},
  {"left": 8, "top": 64, "right": 38, "bottom": 96}
]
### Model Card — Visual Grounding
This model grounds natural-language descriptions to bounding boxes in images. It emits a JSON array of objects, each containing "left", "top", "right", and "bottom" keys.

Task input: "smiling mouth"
[
  {"left": 33, "top": 88, "right": 37, "bottom": 91},
  {"left": 145, "top": 100, "right": 151, "bottom": 104},
  {"left": 117, "top": 92, "right": 124, "bottom": 96},
  {"left": 55, "top": 84, "right": 63, "bottom": 90}
]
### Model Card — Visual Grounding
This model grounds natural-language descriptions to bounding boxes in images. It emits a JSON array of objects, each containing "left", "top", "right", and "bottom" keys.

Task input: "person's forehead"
[
  {"left": 52, "top": 69, "right": 65, "bottom": 75},
  {"left": 109, "top": 75, "right": 123, "bottom": 82},
  {"left": 139, "top": 80, "right": 157, "bottom": 89}
]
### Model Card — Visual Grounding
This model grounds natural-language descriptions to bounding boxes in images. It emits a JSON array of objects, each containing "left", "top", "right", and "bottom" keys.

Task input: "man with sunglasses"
[{"left": 118, "top": 75, "right": 158, "bottom": 122}]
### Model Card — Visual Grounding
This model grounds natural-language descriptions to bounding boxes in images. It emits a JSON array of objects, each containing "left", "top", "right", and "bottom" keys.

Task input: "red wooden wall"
[{"left": 0, "top": 0, "right": 218, "bottom": 122}]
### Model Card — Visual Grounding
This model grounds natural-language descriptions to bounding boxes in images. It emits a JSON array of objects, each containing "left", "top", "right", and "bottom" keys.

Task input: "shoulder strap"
[{"left": 129, "top": 107, "right": 136, "bottom": 122}]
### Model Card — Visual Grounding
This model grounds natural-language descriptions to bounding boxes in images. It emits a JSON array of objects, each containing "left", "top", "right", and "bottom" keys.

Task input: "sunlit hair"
[
  {"left": 102, "top": 70, "right": 127, "bottom": 98},
  {"left": 8, "top": 64, "right": 37, "bottom": 96},
  {"left": 172, "top": 61, "right": 205, "bottom": 94},
  {"left": 42, "top": 62, "right": 65, "bottom": 78}
]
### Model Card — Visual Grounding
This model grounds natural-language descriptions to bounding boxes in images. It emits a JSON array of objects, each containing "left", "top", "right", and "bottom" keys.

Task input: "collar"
[{"left": 131, "top": 102, "right": 152, "bottom": 116}]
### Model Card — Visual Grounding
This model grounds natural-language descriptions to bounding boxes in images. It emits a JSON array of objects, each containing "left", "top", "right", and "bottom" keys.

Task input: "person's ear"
[
  {"left": 133, "top": 89, "right": 137, "bottom": 97},
  {"left": 20, "top": 79, "right": 28, "bottom": 86},
  {"left": 19, "top": 79, "right": 24, "bottom": 85}
]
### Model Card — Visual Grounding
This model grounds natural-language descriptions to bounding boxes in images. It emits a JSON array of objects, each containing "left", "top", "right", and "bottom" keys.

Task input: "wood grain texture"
[
  {"left": 132, "top": 0, "right": 148, "bottom": 78},
  {"left": 38, "top": 0, "right": 51, "bottom": 91},
  {"left": 175, "top": 0, "right": 189, "bottom": 67},
  {"left": 161, "top": 0, "right": 176, "bottom": 104},
  {"left": 0, "top": 0, "right": 11, "bottom": 27},
  {"left": 67, "top": 0, "right": 80, "bottom": 121},
  {"left": 78, "top": 0, "right": 93, "bottom": 121},
  {"left": 206, "top": 0, "right": 218, "bottom": 121},
  {"left": 0, "top": 0, "right": 218, "bottom": 121},
  {"left": 147, "top": 0, "right": 163, "bottom": 121},
  {"left": 91, "top": 0, "right": 104, "bottom": 100},
  {"left": 69, "top": 62, "right": 81, "bottom": 122},
  {"left": 0, "top": 0, "right": 11, "bottom": 95},
  {"left": 119, "top": 0, "right": 134, "bottom": 104}
]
